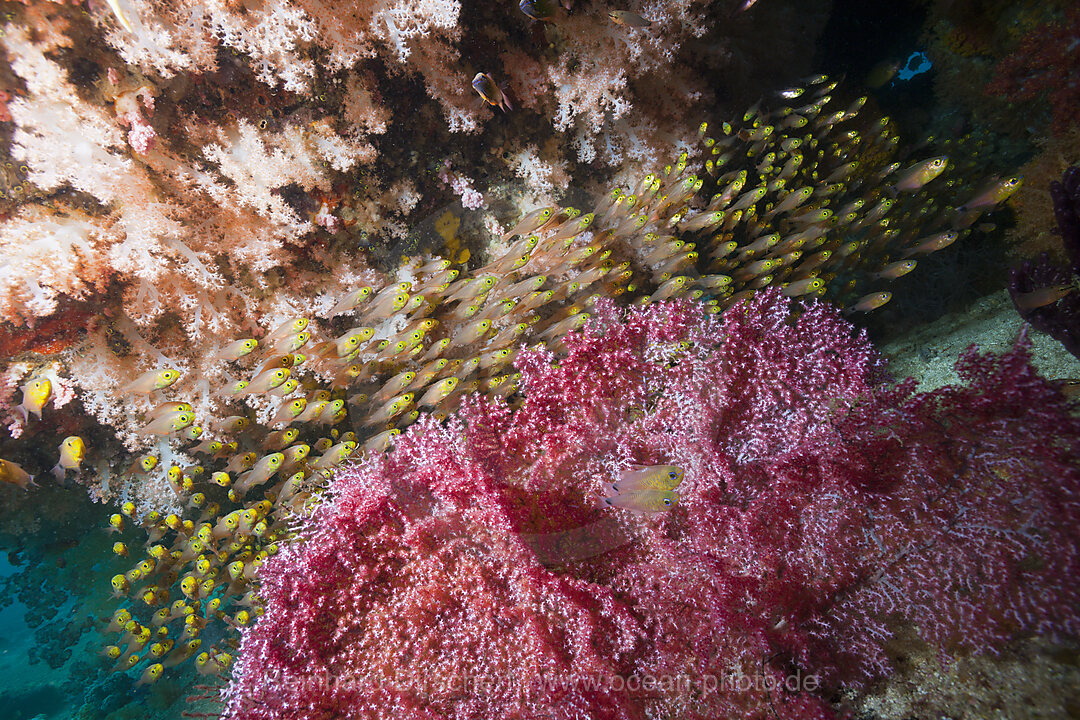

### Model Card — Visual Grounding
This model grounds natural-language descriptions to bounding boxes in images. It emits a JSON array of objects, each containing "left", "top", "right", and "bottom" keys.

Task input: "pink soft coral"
[{"left": 222, "top": 291, "right": 1080, "bottom": 720}]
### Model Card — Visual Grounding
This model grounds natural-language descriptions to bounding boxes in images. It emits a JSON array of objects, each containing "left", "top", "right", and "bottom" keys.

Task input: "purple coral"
[
  {"left": 222, "top": 291, "right": 1080, "bottom": 720},
  {"left": 1009, "top": 165, "right": 1080, "bottom": 357}
]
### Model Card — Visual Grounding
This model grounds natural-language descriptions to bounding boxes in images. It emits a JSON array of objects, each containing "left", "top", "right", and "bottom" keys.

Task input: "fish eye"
[
  {"left": 669, "top": 471, "right": 678, "bottom": 478},
  {"left": 663, "top": 498, "right": 672, "bottom": 506}
]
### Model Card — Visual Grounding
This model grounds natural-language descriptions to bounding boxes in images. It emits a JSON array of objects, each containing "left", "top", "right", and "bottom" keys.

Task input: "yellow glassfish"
[
  {"left": 211, "top": 338, "right": 258, "bottom": 362},
  {"left": 136, "top": 662, "right": 164, "bottom": 686},
  {"left": 539, "top": 312, "right": 590, "bottom": 340},
  {"left": 502, "top": 208, "right": 554, "bottom": 240},
  {"left": 781, "top": 277, "right": 825, "bottom": 297},
  {"left": 329, "top": 287, "right": 373, "bottom": 317},
  {"left": 902, "top": 231, "right": 958, "bottom": 258},
  {"left": 121, "top": 368, "right": 181, "bottom": 396},
  {"left": 219, "top": 415, "right": 251, "bottom": 434},
  {"left": 608, "top": 10, "right": 651, "bottom": 27},
  {"left": 450, "top": 318, "right": 492, "bottom": 348},
  {"left": 224, "top": 452, "right": 257, "bottom": 475},
  {"left": 111, "top": 574, "right": 130, "bottom": 598},
  {"left": 139, "top": 410, "right": 195, "bottom": 436},
  {"left": 365, "top": 393, "right": 415, "bottom": 426},
  {"left": 865, "top": 59, "right": 901, "bottom": 88},
  {"left": 319, "top": 327, "right": 375, "bottom": 359},
  {"left": 418, "top": 377, "right": 459, "bottom": 408},
  {"left": 310, "top": 441, "right": 358, "bottom": 470},
  {"left": 271, "top": 330, "right": 311, "bottom": 355},
  {"left": 239, "top": 367, "right": 291, "bottom": 396},
  {"left": 234, "top": 453, "right": 285, "bottom": 496},
  {"left": 958, "top": 176, "right": 1022, "bottom": 210},
  {"left": 150, "top": 401, "right": 192, "bottom": 416},
  {"left": 892, "top": 157, "right": 948, "bottom": 192},
  {"left": 162, "top": 639, "right": 201, "bottom": 668},
  {"left": 363, "top": 428, "right": 401, "bottom": 453},
  {"left": 846, "top": 291, "right": 892, "bottom": 313},
  {"left": 873, "top": 260, "right": 918, "bottom": 280},
  {"left": 603, "top": 489, "right": 679, "bottom": 513},
  {"left": 271, "top": 398, "right": 308, "bottom": 426},
  {"left": 265, "top": 318, "right": 309, "bottom": 344}
]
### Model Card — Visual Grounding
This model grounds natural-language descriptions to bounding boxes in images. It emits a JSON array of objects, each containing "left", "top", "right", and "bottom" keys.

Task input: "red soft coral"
[{"left": 222, "top": 290, "right": 1080, "bottom": 720}]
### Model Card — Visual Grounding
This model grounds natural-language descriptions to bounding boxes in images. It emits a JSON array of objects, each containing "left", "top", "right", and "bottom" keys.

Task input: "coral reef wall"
[{"left": 1, "top": 1, "right": 1068, "bottom": 718}]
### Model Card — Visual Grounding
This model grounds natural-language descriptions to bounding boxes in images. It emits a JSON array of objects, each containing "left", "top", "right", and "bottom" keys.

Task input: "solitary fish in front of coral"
[
  {"left": 51, "top": 436, "right": 85, "bottom": 480},
  {"left": 472, "top": 73, "right": 513, "bottom": 113},
  {"left": 608, "top": 10, "right": 651, "bottom": 27},
  {"left": 18, "top": 376, "right": 51, "bottom": 422},
  {"left": 1012, "top": 283, "right": 1076, "bottom": 311},
  {"left": 609, "top": 464, "right": 684, "bottom": 494},
  {"left": 604, "top": 489, "right": 679, "bottom": 513},
  {"left": 0, "top": 458, "right": 35, "bottom": 490}
]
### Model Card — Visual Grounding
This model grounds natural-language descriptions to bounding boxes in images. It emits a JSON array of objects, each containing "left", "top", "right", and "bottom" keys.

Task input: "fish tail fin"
[{"left": 51, "top": 464, "right": 64, "bottom": 482}]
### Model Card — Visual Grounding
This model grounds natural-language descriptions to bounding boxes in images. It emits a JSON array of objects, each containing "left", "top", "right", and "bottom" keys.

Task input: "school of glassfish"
[{"left": 0, "top": 75, "right": 1021, "bottom": 684}]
